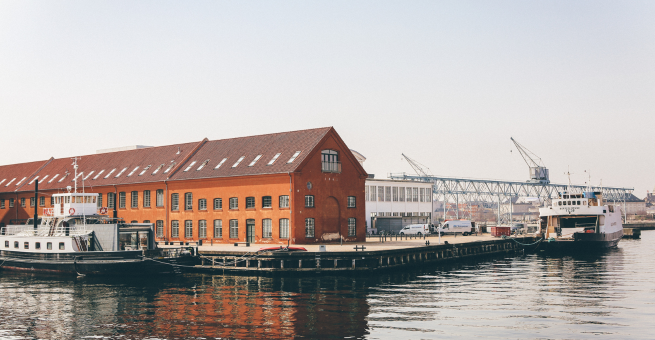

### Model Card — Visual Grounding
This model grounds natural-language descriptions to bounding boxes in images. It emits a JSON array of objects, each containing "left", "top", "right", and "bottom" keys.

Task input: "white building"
[{"left": 365, "top": 178, "right": 434, "bottom": 234}]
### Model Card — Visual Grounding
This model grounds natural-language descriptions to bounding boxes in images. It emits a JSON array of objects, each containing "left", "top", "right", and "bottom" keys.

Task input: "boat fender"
[{"left": 69, "top": 208, "right": 75, "bottom": 215}]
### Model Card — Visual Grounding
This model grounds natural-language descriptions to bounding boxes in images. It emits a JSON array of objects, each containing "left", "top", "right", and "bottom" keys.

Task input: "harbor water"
[{"left": 1, "top": 231, "right": 654, "bottom": 339}]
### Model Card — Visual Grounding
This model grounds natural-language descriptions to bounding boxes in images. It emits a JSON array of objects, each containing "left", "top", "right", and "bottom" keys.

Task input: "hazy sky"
[{"left": 1, "top": 1, "right": 653, "bottom": 196}]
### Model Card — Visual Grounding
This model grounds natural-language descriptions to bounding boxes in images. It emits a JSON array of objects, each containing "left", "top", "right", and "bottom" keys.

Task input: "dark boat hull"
[
  {"left": 540, "top": 229, "right": 623, "bottom": 252},
  {"left": 0, "top": 250, "right": 191, "bottom": 276}
]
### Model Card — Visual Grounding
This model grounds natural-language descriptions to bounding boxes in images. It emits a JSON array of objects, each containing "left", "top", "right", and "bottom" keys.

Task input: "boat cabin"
[{"left": 45, "top": 193, "right": 100, "bottom": 217}]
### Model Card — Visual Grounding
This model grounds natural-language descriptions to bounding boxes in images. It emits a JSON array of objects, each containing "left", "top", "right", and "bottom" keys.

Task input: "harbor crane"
[
  {"left": 401, "top": 153, "right": 433, "bottom": 177},
  {"left": 510, "top": 137, "right": 550, "bottom": 184}
]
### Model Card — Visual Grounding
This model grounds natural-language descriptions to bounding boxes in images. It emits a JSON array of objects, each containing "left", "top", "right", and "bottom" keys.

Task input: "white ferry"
[
  {"left": 538, "top": 191, "right": 623, "bottom": 250},
  {"left": 0, "top": 161, "right": 194, "bottom": 276}
]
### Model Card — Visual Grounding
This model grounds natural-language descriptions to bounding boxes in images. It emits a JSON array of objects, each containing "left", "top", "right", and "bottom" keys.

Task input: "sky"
[{"left": 1, "top": 1, "right": 653, "bottom": 197}]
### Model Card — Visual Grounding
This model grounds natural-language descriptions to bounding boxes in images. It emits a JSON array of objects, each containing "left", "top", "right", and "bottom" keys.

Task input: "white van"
[
  {"left": 438, "top": 220, "right": 474, "bottom": 236},
  {"left": 399, "top": 224, "right": 430, "bottom": 235}
]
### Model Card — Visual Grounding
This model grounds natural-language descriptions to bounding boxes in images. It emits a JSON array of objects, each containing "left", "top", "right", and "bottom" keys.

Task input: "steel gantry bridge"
[{"left": 388, "top": 173, "right": 634, "bottom": 225}]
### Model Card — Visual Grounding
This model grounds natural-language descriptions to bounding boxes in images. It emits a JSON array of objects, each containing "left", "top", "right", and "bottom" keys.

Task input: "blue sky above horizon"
[{"left": 1, "top": 1, "right": 653, "bottom": 196}]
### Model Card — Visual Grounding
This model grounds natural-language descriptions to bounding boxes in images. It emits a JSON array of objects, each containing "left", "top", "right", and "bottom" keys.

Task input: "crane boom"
[
  {"left": 510, "top": 137, "right": 550, "bottom": 184},
  {"left": 401, "top": 153, "right": 433, "bottom": 177}
]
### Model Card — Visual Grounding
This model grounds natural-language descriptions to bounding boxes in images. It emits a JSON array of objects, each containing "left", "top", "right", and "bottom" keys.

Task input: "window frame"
[
  {"left": 229, "top": 219, "right": 238, "bottom": 239},
  {"left": 279, "top": 218, "right": 289, "bottom": 239},
  {"left": 229, "top": 197, "right": 238, "bottom": 210},
  {"left": 262, "top": 196, "right": 272, "bottom": 209},
  {"left": 347, "top": 196, "right": 356, "bottom": 208},
  {"left": 131, "top": 191, "right": 138, "bottom": 209},
  {"left": 143, "top": 190, "right": 151, "bottom": 208},
  {"left": 156, "top": 220, "right": 164, "bottom": 238},
  {"left": 305, "top": 195, "right": 314, "bottom": 208},
  {"left": 262, "top": 218, "right": 272, "bottom": 238},
  {"left": 214, "top": 219, "right": 223, "bottom": 238},
  {"left": 198, "top": 198, "right": 207, "bottom": 211},
  {"left": 213, "top": 198, "right": 222, "bottom": 210},
  {"left": 245, "top": 196, "right": 255, "bottom": 209},
  {"left": 171, "top": 220, "right": 180, "bottom": 238},
  {"left": 305, "top": 218, "right": 315, "bottom": 238},
  {"left": 119, "top": 192, "right": 126, "bottom": 209},
  {"left": 199, "top": 220, "right": 207, "bottom": 239},
  {"left": 156, "top": 189, "right": 164, "bottom": 207},
  {"left": 185, "top": 220, "right": 193, "bottom": 239},
  {"left": 171, "top": 193, "right": 179, "bottom": 211},
  {"left": 279, "top": 195, "right": 289, "bottom": 208},
  {"left": 184, "top": 193, "right": 193, "bottom": 211},
  {"left": 348, "top": 218, "right": 356, "bottom": 236}
]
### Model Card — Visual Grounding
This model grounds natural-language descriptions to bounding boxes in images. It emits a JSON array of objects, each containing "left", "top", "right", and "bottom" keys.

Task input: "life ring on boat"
[
  {"left": 99, "top": 207, "right": 108, "bottom": 214},
  {"left": 69, "top": 208, "right": 75, "bottom": 215}
]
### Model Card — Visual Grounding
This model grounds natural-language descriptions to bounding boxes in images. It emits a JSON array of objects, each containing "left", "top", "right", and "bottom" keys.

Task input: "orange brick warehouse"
[{"left": 0, "top": 127, "right": 368, "bottom": 245}]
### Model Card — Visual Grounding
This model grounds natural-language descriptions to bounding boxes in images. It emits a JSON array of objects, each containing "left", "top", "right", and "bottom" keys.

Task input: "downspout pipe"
[
  {"left": 289, "top": 172, "right": 293, "bottom": 245},
  {"left": 33, "top": 180, "right": 39, "bottom": 231},
  {"left": 113, "top": 185, "right": 118, "bottom": 221}
]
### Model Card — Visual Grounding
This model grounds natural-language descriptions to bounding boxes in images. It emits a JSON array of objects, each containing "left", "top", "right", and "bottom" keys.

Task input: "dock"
[{"left": 182, "top": 234, "right": 534, "bottom": 275}]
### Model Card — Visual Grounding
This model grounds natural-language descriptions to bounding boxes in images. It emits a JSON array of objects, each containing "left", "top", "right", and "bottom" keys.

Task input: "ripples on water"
[{"left": 1, "top": 232, "right": 654, "bottom": 339}]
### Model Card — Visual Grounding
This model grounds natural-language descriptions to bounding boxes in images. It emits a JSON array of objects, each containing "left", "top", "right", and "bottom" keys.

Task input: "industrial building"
[
  {"left": 365, "top": 178, "right": 434, "bottom": 234},
  {"left": 0, "top": 127, "right": 367, "bottom": 245}
]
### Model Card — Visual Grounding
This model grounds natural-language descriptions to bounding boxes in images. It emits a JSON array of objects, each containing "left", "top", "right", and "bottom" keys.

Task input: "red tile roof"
[{"left": 1, "top": 127, "right": 334, "bottom": 193}]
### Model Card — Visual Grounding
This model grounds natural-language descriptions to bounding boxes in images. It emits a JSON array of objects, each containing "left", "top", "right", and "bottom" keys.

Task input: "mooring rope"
[{"left": 501, "top": 235, "right": 545, "bottom": 246}]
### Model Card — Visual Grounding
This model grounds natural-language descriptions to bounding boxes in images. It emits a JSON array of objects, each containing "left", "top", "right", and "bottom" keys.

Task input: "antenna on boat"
[{"left": 72, "top": 157, "right": 80, "bottom": 193}]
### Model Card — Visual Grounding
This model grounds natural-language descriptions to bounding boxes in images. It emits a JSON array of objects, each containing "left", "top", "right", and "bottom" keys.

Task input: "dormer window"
[
  {"left": 184, "top": 161, "right": 197, "bottom": 172},
  {"left": 248, "top": 155, "right": 262, "bottom": 167},
  {"left": 267, "top": 153, "right": 281, "bottom": 165},
  {"left": 287, "top": 151, "right": 301, "bottom": 163},
  {"left": 214, "top": 158, "right": 227, "bottom": 169},
  {"left": 197, "top": 159, "right": 210, "bottom": 171},
  {"left": 321, "top": 150, "right": 341, "bottom": 173},
  {"left": 232, "top": 156, "right": 245, "bottom": 168}
]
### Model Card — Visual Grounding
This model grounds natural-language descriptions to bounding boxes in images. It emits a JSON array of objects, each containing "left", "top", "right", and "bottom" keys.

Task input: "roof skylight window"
[
  {"left": 115, "top": 167, "right": 128, "bottom": 177},
  {"left": 73, "top": 173, "right": 82, "bottom": 181},
  {"left": 152, "top": 164, "right": 164, "bottom": 175},
  {"left": 93, "top": 170, "right": 104, "bottom": 180},
  {"left": 0, "top": 179, "right": 6, "bottom": 186},
  {"left": 287, "top": 151, "right": 301, "bottom": 163},
  {"left": 197, "top": 159, "right": 210, "bottom": 171},
  {"left": 29, "top": 176, "right": 39, "bottom": 185},
  {"left": 214, "top": 158, "right": 227, "bottom": 170},
  {"left": 164, "top": 162, "right": 176, "bottom": 174},
  {"left": 49, "top": 174, "right": 59, "bottom": 183},
  {"left": 40, "top": 175, "right": 49, "bottom": 183},
  {"left": 58, "top": 174, "right": 68, "bottom": 183},
  {"left": 139, "top": 165, "right": 151, "bottom": 176},
  {"left": 267, "top": 153, "right": 281, "bottom": 165},
  {"left": 5, "top": 178, "right": 15, "bottom": 186},
  {"left": 184, "top": 161, "right": 197, "bottom": 172},
  {"left": 15, "top": 177, "right": 26, "bottom": 186},
  {"left": 232, "top": 156, "right": 245, "bottom": 168},
  {"left": 83, "top": 171, "right": 94, "bottom": 180},
  {"left": 248, "top": 155, "right": 262, "bottom": 167},
  {"left": 104, "top": 169, "right": 116, "bottom": 178},
  {"left": 127, "top": 166, "right": 139, "bottom": 177}
]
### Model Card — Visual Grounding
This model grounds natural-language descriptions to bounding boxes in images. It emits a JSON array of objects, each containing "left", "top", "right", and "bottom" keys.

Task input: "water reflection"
[{"left": 0, "top": 232, "right": 653, "bottom": 339}]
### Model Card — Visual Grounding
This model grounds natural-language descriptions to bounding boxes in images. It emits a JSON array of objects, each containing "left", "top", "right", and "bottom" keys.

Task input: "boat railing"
[{"left": 1, "top": 225, "right": 90, "bottom": 237}]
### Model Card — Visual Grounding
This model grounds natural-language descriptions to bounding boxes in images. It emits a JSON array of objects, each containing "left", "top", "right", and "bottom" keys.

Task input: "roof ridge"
[{"left": 205, "top": 126, "right": 332, "bottom": 144}]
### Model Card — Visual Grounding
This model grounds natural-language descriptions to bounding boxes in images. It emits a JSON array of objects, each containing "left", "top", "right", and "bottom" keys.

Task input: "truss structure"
[{"left": 388, "top": 173, "right": 633, "bottom": 225}]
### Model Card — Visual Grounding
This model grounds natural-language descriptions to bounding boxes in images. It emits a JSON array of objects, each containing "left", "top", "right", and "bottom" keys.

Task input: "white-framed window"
[
  {"left": 97, "top": 194, "right": 102, "bottom": 208},
  {"left": 378, "top": 187, "right": 384, "bottom": 201},
  {"left": 107, "top": 193, "right": 115, "bottom": 209},
  {"left": 185, "top": 193, "right": 193, "bottom": 210},
  {"left": 347, "top": 196, "right": 356, "bottom": 208},
  {"left": 369, "top": 186, "right": 376, "bottom": 201},
  {"left": 9, "top": 198, "right": 14, "bottom": 208},
  {"left": 279, "top": 195, "right": 289, "bottom": 208},
  {"left": 279, "top": 218, "right": 289, "bottom": 239},
  {"left": 198, "top": 198, "right": 207, "bottom": 210},
  {"left": 392, "top": 187, "right": 398, "bottom": 201},
  {"left": 229, "top": 219, "right": 238, "bottom": 238},
  {"left": 305, "top": 195, "right": 314, "bottom": 208},
  {"left": 267, "top": 153, "right": 281, "bottom": 165},
  {"left": 229, "top": 197, "right": 238, "bottom": 210},
  {"left": 171, "top": 220, "right": 179, "bottom": 238},
  {"left": 348, "top": 218, "right": 356, "bottom": 236},
  {"left": 185, "top": 220, "right": 193, "bottom": 238},
  {"left": 385, "top": 187, "right": 391, "bottom": 202},
  {"left": 214, "top": 198, "right": 222, "bottom": 210},
  {"left": 214, "top": 220, "right": 223, "bottom": 238},
  {"left": 30, "top": 197, "right": 35, "bottom": 207},
  {"left": 413, "top": 188, "right": 418, "bottom": 202},
  {"left": 262, "top": 219, "right": 272, "bottom": 238},
  {"left": 171, "top": 193, "right": 179, "bottom": 211},
  {"left": 199, "top": 220, "right": 207, "bottom": 239},
  {"left": 143, "top": 190, "right": 151, "bottom": 208},
  {"left": 365, "top": 186, "right": 369, "bottom": 202},
  {"left": 156, "top": 189, "right": 164, "bottom": 207},
  {"left": 287, "top": 151, "right": 301, "bottom": 163},
  {"left": 305, "top": 218, "right": 315, "bottom": 238},
  {"left": 131, "top": 191, "right": 138, "bottom": 208},
  {"left": 399, "top": 187, "right": 406, "bottom": 202},
  {"left": 419, "top": 188, "right": 424, "bottom": 202},
  {"left": 156, "top": 220, "right": 164, "bottom": 238},
  {"left": 262, "top": 196, "right": 272, "bottom": 208}
]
